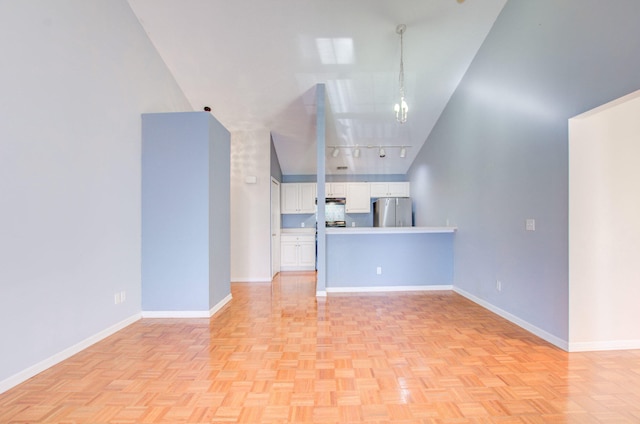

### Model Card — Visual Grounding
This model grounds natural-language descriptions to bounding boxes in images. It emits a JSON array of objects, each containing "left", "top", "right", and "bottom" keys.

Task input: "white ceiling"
[{"left": 128, "top": 0, "right": 507, "bottom": 176}]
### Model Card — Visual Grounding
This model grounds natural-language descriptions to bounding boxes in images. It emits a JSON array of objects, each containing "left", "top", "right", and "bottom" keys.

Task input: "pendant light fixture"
[{"left": 394, "top": 24, "right": 408, "bottom": 123}]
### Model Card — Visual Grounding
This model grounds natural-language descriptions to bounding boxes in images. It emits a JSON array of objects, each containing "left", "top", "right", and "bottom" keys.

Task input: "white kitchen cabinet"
[
  {"left": 281, "top": 183, "right": 316, "bottom": 214},
  {"left": 369, "top": 181, "right": 410, "bottom": 198},
  {"left": 325, "top": 182, "right": 347, "bottom": 198},
  {"left": 281, "top": 234, "right": 316, "bottom": 270},
  {"left": 346, "top": 182, "right": 371, "bottom": 213}
]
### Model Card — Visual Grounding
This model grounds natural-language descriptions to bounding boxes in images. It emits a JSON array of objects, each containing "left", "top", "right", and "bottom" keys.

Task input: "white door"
[{"left": 270, "top": 178, "right": 281, "bottom": 278}]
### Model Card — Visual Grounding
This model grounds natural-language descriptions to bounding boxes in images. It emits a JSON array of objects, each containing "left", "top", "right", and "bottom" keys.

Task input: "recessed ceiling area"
[{"left": 127, "top": 0, "right": 507, "bottom": 175}]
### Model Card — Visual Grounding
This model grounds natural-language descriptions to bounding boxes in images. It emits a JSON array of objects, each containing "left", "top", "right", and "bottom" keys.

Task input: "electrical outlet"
[
  {"left": 376, "top": 266, "right": 382, "bottom": 275},
  {"left": 496, "top": 280, "right": 502, "bottom": 292},
  {"left": 120, "top": 291, "right": 126, "bottom": 303},
  {"left": 114, "top": 292, "right": 121, "bottom": 304}
]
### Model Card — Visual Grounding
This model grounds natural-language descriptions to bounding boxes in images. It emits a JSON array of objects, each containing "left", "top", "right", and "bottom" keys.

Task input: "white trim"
[
  {"left": 142, "top": 294, "right": 233, "bottom": 318},
  {"left": 568, "top": 339, "right": 640, "bottom": 352},
  {"left": 141, "top": 310, "right": 211, "bottom": 318},
  {"left": 0, "top": 313, "right": 141, "bottom": 395},
  {"left": 209, "top": 294, "right": 233, "bottom": 317},
  {"left": 280, "top": 266, "right": 316, "bottom": 272},
  {"left": 326, "top": 284, "right": 453, "bottom": 293},
  {"left": 453, "top": 287, "right": 569, "bottom": 351},
  {"left": 231, "top": 277, "right": 273, "bottom": 283},
  {"left": 316, "top": 290, "right": 327, "bottom": 297}
]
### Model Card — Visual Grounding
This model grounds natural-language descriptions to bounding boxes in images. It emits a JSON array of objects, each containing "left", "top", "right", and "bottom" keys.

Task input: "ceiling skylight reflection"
[
  {"left": 316, "top": 38, "right": 354, "bottom": 65},
  {"left": 326, "top": 79, "right": 355, "bottom": 114}
]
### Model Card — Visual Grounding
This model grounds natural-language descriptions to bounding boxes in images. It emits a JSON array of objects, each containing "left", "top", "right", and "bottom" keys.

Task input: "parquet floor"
[{"left": 2, "top": 272, "right": 640, "bottom": 423}]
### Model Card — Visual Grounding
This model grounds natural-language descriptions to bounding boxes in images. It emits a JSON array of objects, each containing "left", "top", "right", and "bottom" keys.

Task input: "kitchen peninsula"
[{"left": 324, "top": 226, "right": 456, "bottom": 291}]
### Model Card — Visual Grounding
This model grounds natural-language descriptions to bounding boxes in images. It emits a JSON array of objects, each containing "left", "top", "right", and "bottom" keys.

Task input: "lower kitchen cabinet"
[{"left": 281, "top": 234, "right": 316, "bottom": 271}]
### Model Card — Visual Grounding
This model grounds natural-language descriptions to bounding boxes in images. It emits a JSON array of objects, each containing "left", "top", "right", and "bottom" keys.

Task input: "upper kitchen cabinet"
[
  {"left": 281, "top": 183, "right": 316, "bottom": 214},
  {"left": 369, "top": 182, "right": 410, "bottom": 198},
  {"left": 345, "top": 183, "right": 371, "bottom": 213},
  {"left": 325, "top": 182, "right": 347, "bottom": 198}
]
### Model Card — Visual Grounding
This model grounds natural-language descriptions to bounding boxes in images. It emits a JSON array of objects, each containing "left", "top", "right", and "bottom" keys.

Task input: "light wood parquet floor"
[{"left": 2, "top": 272, "right": 640, "bottom": 423}]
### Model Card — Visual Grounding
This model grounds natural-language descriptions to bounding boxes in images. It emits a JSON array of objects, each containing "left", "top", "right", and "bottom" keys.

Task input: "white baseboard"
[
  {"left": 453, "top": 287, "right": 569, "bottom": 351},
  {"left": 209, "top": 294, "right": 233, "bottom": 317},
  {"left": 141, "top": 294, "right": 232, "bottom": 318},
  {"left": 0, "top": 313, "right": 141, "bottom": 395},
  {"left": 326, "top": 284, "right": 453, "bottom": 293},
  {"left": 568, "top": 339, "right": 640, "bottom": 352},
  {"left": 231, "top": 277, "right": 272, "bottom": 283}
]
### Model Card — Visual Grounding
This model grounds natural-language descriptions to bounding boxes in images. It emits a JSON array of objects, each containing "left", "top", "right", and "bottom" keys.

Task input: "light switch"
[{"left": 526, "top": 219, "right": 536, "bottom": 231}]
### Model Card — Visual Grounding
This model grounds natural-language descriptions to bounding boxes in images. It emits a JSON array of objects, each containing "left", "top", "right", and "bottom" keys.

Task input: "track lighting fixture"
[{"left": 327, "top": 145, "right": 411, "bottom": 159}]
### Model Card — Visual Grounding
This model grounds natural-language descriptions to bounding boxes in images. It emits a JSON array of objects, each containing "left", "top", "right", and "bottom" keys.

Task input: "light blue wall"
[
  {"left": 270, "top": 135, "right": 283, "bottom": 182},
  {"left": 407, "top": 0, "right": 640, "bottom": 341},
  {"left": 327, "top": 233, "right": 453, "bottom": 287},
  {"left": 208, "top": 115, "right": 232, "bottom": 308},
  {"left": 142, "top": 112, "right": 231, "bottom": 312},
  {"left": 316, "top": 84, "right": 327, "bottom": 294}
]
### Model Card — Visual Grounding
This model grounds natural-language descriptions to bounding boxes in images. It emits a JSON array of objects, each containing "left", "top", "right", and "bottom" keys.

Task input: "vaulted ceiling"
[{"left": 128, "top": 0, "right": 507, "bottom": 175}]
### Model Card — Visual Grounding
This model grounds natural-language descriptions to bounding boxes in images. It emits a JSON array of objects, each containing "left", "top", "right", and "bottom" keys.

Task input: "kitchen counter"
[
  {"left": 281, "top": 227, "right": 316, "bottom": 235},
  {"left": 325, "top": 226, "right": 456, "bottom": 235}
]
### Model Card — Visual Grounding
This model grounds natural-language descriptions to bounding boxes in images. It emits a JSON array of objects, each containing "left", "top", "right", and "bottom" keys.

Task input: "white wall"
[
  {"left": 230, "top": 130, "right": 272, "bottom": 282},
  {"left": 0, "top": 0, "right": 190, "bottom": 391},
  {"left": 569, "top": 90, "right": 640, "bottom": 351}
]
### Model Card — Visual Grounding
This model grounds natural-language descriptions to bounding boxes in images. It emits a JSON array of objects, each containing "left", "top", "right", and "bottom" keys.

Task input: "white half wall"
[
  {"left": 569, "top": 89, "right": 640, "bottom": 351},
  {"left": 230, "top": 130, "right": 272, "bottom": 282}
]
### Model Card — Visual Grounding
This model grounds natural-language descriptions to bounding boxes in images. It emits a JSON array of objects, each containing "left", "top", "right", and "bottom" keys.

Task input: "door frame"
[{"left": 270, "top": 177, "right": 281, "bottom": 279}]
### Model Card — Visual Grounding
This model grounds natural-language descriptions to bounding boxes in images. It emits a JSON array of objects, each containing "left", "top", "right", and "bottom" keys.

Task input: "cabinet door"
[
  {"left": 298, "top": 183, "right": 317, "bottom": 213},
  {"left": 369, "top": 182, "right": 388, "bottom": 198},
  {"left": 327, "top": 182, "right": 346, "bottom": 198},
  {"left": 346, "top": 183, "right": 371, "bottom": 213},
  {"left": 298, "top": 239, "right": 316, "bottom": 268},
  {"left": 281, "top": 184, "right": 300, "bottom": 214},
  {"left": 388, "top": 182, "right": 410, "bottom": 197},
  {"left": 280, "top": 240, "right": 299, "bottom": 268},
  {"left": 369, "top": 182, "right": 410, "bottom": 198}
]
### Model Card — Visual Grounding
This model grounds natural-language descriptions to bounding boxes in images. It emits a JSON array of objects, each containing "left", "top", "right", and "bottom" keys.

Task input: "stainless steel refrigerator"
[{"left": 373, "top": 197, "right": 412, "bottom": 227}]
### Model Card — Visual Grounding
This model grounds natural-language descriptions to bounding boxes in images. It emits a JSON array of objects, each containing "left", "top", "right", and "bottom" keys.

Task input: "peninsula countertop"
[{"left": 324, "top": 226, "right": 457, "bottom": 235}]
